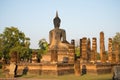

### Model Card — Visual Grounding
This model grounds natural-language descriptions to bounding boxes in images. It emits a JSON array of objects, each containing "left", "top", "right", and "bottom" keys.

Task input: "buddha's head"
[{"left": 53, "top": 11, "right": 61, "bottom": 28}]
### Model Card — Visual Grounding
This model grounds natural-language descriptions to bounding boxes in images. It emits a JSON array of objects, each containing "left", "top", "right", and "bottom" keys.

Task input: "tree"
[
  {"left": 112, "top": 32, "right": 120, "bottom": 52},
  {"left": 75, "top": 47, "right": 80, "bottom": 57},
  {"left": 0, "top": 27, "right": 31, "bottom": 63},
  {"left": 113, "top": 32, "right": 120, "bottom": 45},
  {"left": 38, "top": 38, "right": 48, "bottom": 60},
  {"left": 0, "top": 35, "right": 3, "bottom": 59},
  {"left": 38, "top": 38, "right": 48, "bottom": 51}
]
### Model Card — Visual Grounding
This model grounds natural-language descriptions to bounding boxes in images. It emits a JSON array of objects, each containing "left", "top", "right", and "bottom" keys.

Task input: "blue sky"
[{"left": 0, "top": 0, "right": 120, "bottom": 52}]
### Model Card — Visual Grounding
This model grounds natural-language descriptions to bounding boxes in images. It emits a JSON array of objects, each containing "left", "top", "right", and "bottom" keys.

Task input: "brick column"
[
  {"left": 80, "top": 39, "right": 82, "bottom": 58},
  {"left": 68, "top": 39, "right": 75, "bottom": 63},
  {"left": 87, "top": 38, "right": 91, "bottom": 62},
  {"left": 114, "top": 42, "right": 120, "bottom": 63},
  {"left": 100, "top": 32, "right": 106, "bottom": 63},
  {"left": 81, "top": 37, "right": 88, "bottom": 63},
  {"left": 91, "top": 37, "right": 97, "bottom": 62},
  {"left": 108, "top": 38, "right": 113, "bottom": 63}
]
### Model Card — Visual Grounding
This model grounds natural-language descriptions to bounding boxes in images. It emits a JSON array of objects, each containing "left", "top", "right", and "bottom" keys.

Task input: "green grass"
[
  {"left": 0, "top": 69, "right": 5, "bottom": 78},
  {"left": 19, "top": 74, "right": 112, "bottom": 80},
  {"left": 0, "top": 69, "right": 112, "bottom": 80}
]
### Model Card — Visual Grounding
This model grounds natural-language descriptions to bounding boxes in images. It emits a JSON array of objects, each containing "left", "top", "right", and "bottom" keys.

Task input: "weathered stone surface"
[
  {"left": 51, "top": 49, "right": 58, "bottom": 63},
  {"left": 91, "top": 37, "right": 97, "bottom": 62},
  {"left": 87, "top": 38, "right": 91, "bottom": 62},
  {"left": 100, "top": 32, "right": 106, "bottom": 63},
  {"left": 74, "top": 60, "right": 81, "bottom": 76},
  {"left": 17, "top": 63, "right": 74, "bottom": 76},
  {"left": 114, "top": 42, "right": 120, "bottom": 63},
  {"left": 68, "top": 39, "right": 75, "bottom": 63},
  {"left": 41, "top": 52, "right": 69, "bottom": 63},
  {"left": 80, "top": 63, "right": 112, "bottom": 75},
  {"left": 80, "top": 39, "right": 82, "bottom": 58},
  {"left": 108, "top": 38, "right": 113, "bottom": 63},
  {"left": 81, "top": 37, "right": 88, "bottom": 63}
]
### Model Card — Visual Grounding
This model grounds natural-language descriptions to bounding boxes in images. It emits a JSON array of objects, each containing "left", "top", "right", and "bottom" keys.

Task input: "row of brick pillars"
[{"left": 79, "top": 31, "right": 120, "bottom": 63}]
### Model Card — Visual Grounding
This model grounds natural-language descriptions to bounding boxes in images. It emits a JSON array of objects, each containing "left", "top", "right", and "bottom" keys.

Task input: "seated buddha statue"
[
  {"left": 41, "top": 12, "right": 74, "bottom": 63},
  {"left": 49, "top": 11, "right": 70, "bottom": 50}
]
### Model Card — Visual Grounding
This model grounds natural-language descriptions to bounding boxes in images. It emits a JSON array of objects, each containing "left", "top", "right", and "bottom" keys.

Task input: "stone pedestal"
[
  {"left": 17, "top": 63, "right": 74, "bottom": 76},
  {"left": 41, "top": 50, "right": 70, "bottom": 63}
]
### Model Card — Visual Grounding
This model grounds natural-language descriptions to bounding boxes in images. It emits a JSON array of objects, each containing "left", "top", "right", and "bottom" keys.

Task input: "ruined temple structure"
[
  {"left": 15, "top": 12, "right": 120, "bottom": 77},
  {"left": 41, "top": 11, "right": 75, "bottom": 63},
  {"left": 100, "top": 31, "right": 106, "bottom": 63},
  {"left": 17, "top": 12, "right": 75, "bottom": 76}
]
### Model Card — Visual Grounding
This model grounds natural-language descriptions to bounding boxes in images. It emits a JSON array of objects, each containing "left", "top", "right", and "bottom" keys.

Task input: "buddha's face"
[{"left": 54, "top": 23, "right": 60, "bottom": 28}]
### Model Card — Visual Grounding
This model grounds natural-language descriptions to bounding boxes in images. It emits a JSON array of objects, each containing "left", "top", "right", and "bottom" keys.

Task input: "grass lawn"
[
  {"left": 0, "top": 69, "right": 5, "bottom": 78},
  {"left": 19, "top": 74, "right": 112, "bottom": 80},
  {"left": 0, "top": 69, "right": 112, "bottom": 80}
]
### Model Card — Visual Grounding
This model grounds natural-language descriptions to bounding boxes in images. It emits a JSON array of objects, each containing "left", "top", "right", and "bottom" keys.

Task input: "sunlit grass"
[
  {"left": 19, "top": 73, "right": 112, "bottom": 80},
  {"left": 0, "top": 69, "right": 112, "bottom": 80},
  {"left": 0, "top": 69, "right": 5, "bottom": 78}
]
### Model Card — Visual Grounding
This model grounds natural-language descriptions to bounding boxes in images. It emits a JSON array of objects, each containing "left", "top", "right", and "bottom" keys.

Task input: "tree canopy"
[
  {"left": 113, "top": 32, "right": 120, "bottom": 45},
  {"left": 0, "top": 27, "right": 31, "bottom": 63}
]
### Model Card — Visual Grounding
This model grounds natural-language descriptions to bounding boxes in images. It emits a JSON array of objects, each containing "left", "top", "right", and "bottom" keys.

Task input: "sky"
[{"left": 0, "top": 0, "right": 120, "bottom": 52}]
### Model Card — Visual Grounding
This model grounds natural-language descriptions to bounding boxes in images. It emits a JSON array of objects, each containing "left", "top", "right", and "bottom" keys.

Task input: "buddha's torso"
[{"left": 51, "top": 29, "right": 64, "bottom": 43}]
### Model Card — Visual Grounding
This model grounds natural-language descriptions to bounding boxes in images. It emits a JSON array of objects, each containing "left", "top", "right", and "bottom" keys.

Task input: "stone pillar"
[
  {"left": 69, "top": 39, "right": 75, "bottom": 63},
  {"left": 87, "top": 38, "right": 91, "bottom": 62},
  {"left": 80, "top": 39, "right": 82, "bottom": 58},
  {"left": 108, "top": 38, "right": 113, "bottom": 63},
  {"left": 81, "top": 37, "right": 88, "bottom": 63},
  {"left": 114, "top": 42, "right": 120, "bottom": 63},
  {"left": 91, "top": 37, "right": 97, "bottom": 62},
  {"left": 100, "top": 32, "right": 106, "bottom": 63}
]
